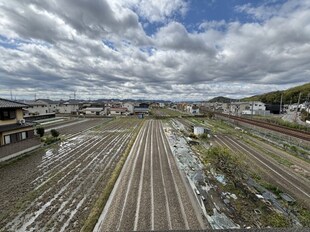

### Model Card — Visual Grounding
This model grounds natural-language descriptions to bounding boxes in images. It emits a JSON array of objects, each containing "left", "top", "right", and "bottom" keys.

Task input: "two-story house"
[{"left": 0, "top": 98, "right": 40, "bottom": 161}]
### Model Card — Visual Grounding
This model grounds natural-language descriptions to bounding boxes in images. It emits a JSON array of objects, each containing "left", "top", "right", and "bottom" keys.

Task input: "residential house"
[
  {"left": 36, "top": 99, "right": 59, "bottom": 113},
  {"left": 0, "top": 98, "right": 40, "bottom": 161},
  {"left": 110, "top": 107, "right": 128, "bottom": 116},
  {"left": 82, "top": 107, "right": 105, "bottom": 115},
  {"left": 177, "top": 103, "right": 188, "bottom": 112},
  {"left": 242, "top": 101, "right": 270, "bottom": 116},
  {"left": 23, "top": 101, "right": 49, "bottom": 116},
  {"left": 134, "top": 103, "right": 149, "bottom": 115},
  {"left": 230, "top": 102, "right": 251, "bottom": 116},
  {"left": 57, "top": 100, "right": 80, "bottom": 114},
  {"left": 187, "top": 104, "right": 200, "bottom": 114},
  {"left": 122, "top": 102, "right": 134, "bottom": 114}
]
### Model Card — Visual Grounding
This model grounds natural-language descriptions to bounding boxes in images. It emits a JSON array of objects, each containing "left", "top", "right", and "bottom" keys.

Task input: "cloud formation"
[{"left": 0, "top": 0, "right": 309, "bottom": 100}]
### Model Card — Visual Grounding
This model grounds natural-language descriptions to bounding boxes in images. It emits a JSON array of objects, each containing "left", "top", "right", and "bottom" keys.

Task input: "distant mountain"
[
  {"left": 242, "top": 82, "right": 310, "bottom": 104},
  {"left": 208, "top": 96, "right": 237, "bottom": 103}
]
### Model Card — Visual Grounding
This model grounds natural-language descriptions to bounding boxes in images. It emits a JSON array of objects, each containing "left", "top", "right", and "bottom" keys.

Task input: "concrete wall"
[
  {"left": 0, "top": 137, "right": 41, "bottom": 161},
  {"left": 27, "top": 106, "right": 49, "bottom": 115}
]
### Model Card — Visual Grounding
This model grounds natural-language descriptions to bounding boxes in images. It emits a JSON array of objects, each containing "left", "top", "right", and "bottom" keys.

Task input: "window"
[
  {"left": 21, "top": 132, "right": 27, "bottom": 140},
  {"left": 9, "top": 110, "right": 16, "bottom": 119},
  {"left": 4, "top": 135, "right": 11, "bottom": 144},
  {"left": 0, "top": 110, "right": 16, "bottom": 120}
]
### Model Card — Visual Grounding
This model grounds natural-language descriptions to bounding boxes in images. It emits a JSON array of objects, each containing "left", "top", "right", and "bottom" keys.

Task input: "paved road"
[{"left": 95, "top": 120, "right": 205, "bottom": 231}]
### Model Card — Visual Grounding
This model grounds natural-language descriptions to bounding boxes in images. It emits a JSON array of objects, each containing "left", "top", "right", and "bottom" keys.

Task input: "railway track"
[
  {"left": 213, "top": 135, "right": 310, "bottom": 209},
  {"left": 215, "top": 112, "right": 310, "bottom": 142}
]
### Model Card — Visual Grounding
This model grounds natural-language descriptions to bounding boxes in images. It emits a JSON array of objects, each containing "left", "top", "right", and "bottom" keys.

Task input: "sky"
[{"left": 0, "top": 0, "right": 309, "bottom": 101}]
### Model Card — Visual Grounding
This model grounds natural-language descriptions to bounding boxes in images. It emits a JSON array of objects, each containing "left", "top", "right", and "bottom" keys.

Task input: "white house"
[
  {"left": 250, "top": 101, "right": 266, "bottom": 111},
  {"left": 187, "top": 105, "right": 200, "bottom": 114},
  {"left": 24, "top": 101, "right": 49, "bottom": 115},
  {"left": 110, "top": 107, "right": 128, "bottom": 116},
  {"left": 122, "top": 103, "right": 134, "bottom": 114},
  {"left": 36, "top": 99, "right": 59, "bottom": 113},
  {"left": 82, "top": 107, "right": 104, "bottom": 115},
  {"left": 57, "top": 100, "right": 80, "bottom": 114},
  {"left": 230, "top": 102, "right": 251, "bottom": 116}
]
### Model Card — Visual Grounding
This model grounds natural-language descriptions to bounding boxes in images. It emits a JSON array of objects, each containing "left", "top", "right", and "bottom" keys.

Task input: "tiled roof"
[
  {"left": 23, "top": 101, "right": 47, "bottom": 106},
  {"left": 36, "top": 99, "right": 59, "bottom": 104},
  {"left": 110, "top": 107, "right": 128, "bottom": 112},
  {"left": 0, "top": 98, "right": 28, "bottom": 109}
]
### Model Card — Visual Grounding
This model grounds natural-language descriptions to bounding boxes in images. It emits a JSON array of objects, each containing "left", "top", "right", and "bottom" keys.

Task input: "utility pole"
[
  {"left": 10, "top": 90, "right": 13, "bottom": 100},
  {"left": 294, "top": 92, "right": 302, "bottom": 122},
  {"left": 307, "top": 93, "right": 310, "bottom": 118},
  {"left": 251, "top": 101, "right": 254, "bottom": 118},
  {"left": 280, "top": 93, "right": 283, "bottom": 114}
]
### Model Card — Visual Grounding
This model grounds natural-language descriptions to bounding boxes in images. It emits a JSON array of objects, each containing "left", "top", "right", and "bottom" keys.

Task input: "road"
[
  {"left": 95, "top": 120, "right": 205, "bottom": 231},
  {"left": 213, "top": 134, "right": 310, "bottom": 209}
]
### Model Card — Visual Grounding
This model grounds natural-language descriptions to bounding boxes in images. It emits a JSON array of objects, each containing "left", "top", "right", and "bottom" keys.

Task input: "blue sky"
[{"left": 0, "top": 0, "right": 309, "bottom": 100}]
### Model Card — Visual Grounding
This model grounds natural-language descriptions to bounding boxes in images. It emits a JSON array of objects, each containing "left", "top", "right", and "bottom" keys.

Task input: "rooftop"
[
  {"left": 0, "top": 98, "right": 28, "bottom": 109},
  {"left": 23, "top": 100, "right": 47, "bottom": 106}
]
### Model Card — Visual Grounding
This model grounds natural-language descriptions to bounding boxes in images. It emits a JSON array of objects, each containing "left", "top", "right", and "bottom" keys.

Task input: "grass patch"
[
  {"left": 296, "top": 204, "right": 310, "bottom": 227},
  {"left": 261, "top": 211, "right": 290, "bottom": 227},
  {"left": 80, "top": 121, "right": 143, "bottom": 232}
]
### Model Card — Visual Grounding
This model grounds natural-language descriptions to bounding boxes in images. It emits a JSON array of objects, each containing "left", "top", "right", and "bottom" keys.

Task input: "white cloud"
[
  {"left": 199, "top": 20, "right": 226, "bottom": 30},
  {"left": 112, "top": 0, "right": 188, "bottom": 23},
  {"left": 0, "top": 0, "right": 309, "bottom": 100}
]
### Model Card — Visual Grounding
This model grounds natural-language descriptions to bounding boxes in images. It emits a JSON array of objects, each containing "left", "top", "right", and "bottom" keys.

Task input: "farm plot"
[
  {"left": 0, "top": 118, "right": 142, "bottom": 232},
  {"left": 95, "top": 120, "right": 205, "bottom": 231},
  {"left": 50, "top": 118, "right": 112, "bottom": 136}
]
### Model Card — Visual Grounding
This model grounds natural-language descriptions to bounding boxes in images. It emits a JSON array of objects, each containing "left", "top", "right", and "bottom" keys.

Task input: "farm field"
[
  {"left": 95, "top": 120, "right": 205, "bottom": 231},
  {"left": 0, "top": 118, "right": 142, "bottom": 232},
  {"left": 44, "top": 118, "right": 112, "bottom": 136},
  {"left": 151, "top": 108, "right": 188, "bottom": 117}
]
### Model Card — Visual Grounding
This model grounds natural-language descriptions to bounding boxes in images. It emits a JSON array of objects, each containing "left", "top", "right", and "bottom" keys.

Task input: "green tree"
[
  {"left": 51, "top": 129, "right": 60, "bottom": 138},
  {"left": 36, "top": 127, "right": 45, "bottom": 137}
]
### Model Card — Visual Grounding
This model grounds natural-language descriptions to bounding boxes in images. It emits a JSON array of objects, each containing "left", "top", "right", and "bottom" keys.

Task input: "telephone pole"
[
  {"left": 294, "top": 92, "right": 302, "bottom": 122},
  {"left": 280, "top": 93, "right": 283, "bottom": 114}
]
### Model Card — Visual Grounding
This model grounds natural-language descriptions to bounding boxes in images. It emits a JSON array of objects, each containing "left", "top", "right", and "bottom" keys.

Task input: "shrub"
[
  {"left": 36, "top": 127, "right": 45, "bottom": 137},
  {"left": 189, "top": 133, "right": 198, "bottom": 139},
  {"left": 51, "top": 129, "right": 60, "bottom": 138}
]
